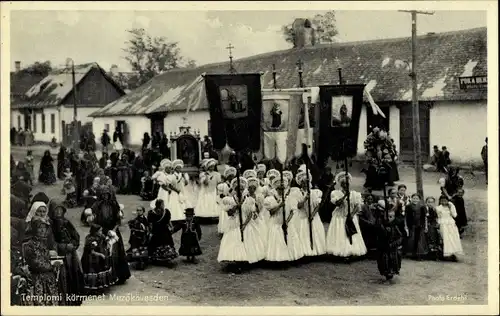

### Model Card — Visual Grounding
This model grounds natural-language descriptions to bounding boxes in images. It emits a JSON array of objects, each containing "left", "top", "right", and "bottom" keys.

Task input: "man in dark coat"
[{"left": 101, "top": 129, "right": 111, "bottom": 153}]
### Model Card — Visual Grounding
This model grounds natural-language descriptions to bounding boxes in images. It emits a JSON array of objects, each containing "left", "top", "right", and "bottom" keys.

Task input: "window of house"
[
  {"left": 17, "top": 115, "right": 21, "bottom": 129},
  {"left": 104, "top": 124, "right": 110, "bottom": 132},
  {"left": 51, "top": 114, "right": 55, "bottom": 133},
  {"left": 33, "top": 114, "right": 37, "bottom": 132},
  {"left": 41, "top": 114, "right": 46, "bottom": 133},
  {"left": 207, "top": 120, "right": 211, "bottom": 137}
]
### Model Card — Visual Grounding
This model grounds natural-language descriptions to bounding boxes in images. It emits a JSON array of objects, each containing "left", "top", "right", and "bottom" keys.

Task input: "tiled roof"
[
  {"left": 10, "top": 72, "right": 46, "bottom": 104},
  {"left": 91, "top": 27, "right": 487, "bottom": 118},
  {"left": 15, "top": 63, "right": 124, "bottom": 109}
]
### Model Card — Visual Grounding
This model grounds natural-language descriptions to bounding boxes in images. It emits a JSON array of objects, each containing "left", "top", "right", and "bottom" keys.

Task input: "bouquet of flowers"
[
  {"left": 363, "top": 127, "right": 397, "bottom": 180},
  {"left": 363, "top": 127, "right": 397, "bottom": 164}
]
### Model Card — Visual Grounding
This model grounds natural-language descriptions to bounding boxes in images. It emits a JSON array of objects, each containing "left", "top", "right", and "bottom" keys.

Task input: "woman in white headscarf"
[
  {"left": 326, "top": 172, "right": 367, "bottom": 259},
  {"left": 25, "top": 201, "right": 56, "bottom": 250}
]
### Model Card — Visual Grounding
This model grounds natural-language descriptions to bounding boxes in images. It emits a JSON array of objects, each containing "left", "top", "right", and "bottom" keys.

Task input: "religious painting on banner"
[
  {"left": 204, "top": 74, "right": 262, "bottom": 152},
  {"left": 331, "top": 95, "right": 353, "bottom": 128},
  {"left": 318, "top": 84, "right": 365, "bottom": 163},
  {"left": 261, "top": 90, "right": 305, "bottom": 164}
]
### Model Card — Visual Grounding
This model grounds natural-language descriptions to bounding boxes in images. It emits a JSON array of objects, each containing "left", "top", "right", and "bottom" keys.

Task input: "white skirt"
[
  {"left": 286, "top": 216, "right": 305, "bottom": 261},
  {"left": 326, "top": 213, "right": 367, "bottom": 257},
  {"left": 150, "top": 187, "right": 170, "bottom": 210},
  {"left": 243, "top": 220, "right": 267, "bottom": 263},
  {"left": 169, "top": 191, "right": 185, "bottom": 222},
  {"left": 217, "top": 227, "right": 248, "bottom": 262},
  {"left": 439, "top": 222, "right": 463, "bottom": 257},
  {"left": 218, "top": 206, "right": 229, "bottom": 234},
  {"left": 195, "top": 188, "right": 219, "bottom": 218},
  {"left": 266, "top": 222, "right": 291, "bottom": 262},
  {"left": 113, "top": 140, "right": 123, "bottom": 151},
  {"left": 298, "top": 213, "right": 327, "bottom": 256}
]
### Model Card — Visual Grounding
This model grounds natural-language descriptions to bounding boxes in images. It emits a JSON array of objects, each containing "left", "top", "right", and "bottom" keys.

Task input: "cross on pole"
[
  {"left": 296, "top": 59, "right": 304, "bottom": 88},
  {"left": 226, "top": 43, "right": 235, "bottom": 73},
  {"left": 399, "top": 9, "right": 434, "bottom": 199}
]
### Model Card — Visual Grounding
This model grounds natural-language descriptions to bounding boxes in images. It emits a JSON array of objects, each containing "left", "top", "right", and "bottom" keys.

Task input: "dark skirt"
[
  {"left": 59, "top": 251, "right": 85, "bottom": 305},
  {"left": 377, "top": 247, "right": 402, "bottom": 277},
  {"left": 126, "top": 246, "right": 149, "bottom": 262},
  {"left": 83, "top": 266, "right": 116, "bottom": 291},
  {"left": 426, "top": 223, "right": 443, "bottom": 256},
  {"left": 110, "top": 229, "right": 132, "bottom": 282},
  {"left": 406, "top": 226, "right": 429, "bottom": 258},
  {"left": 179, "top": 231, "right": 202, "bottom": 257},
  {"left": 39, "top": 164, "right": 57, "bottom": 185},
  {"left": 64, "top": 192, "right": 78, "bottom": 209},
  {"left": 150, "top": 245, "right": 178, "bottom": 262}
]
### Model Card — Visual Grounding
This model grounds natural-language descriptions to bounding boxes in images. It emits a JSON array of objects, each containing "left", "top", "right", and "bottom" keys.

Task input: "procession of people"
[{"left": 9, "top": 127, "right": 471, "bottom": 306}]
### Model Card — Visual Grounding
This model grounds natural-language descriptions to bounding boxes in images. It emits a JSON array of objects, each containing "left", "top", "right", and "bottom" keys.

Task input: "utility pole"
[
  {"left": 399, "top": 10, "right": 434, "bottom": 198},
  {"left": 66, "top": 58, "right": 79, "bottom": 150}
]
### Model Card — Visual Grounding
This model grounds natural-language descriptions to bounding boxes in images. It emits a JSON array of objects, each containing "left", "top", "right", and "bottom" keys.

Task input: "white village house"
[
  {"left": 10, "top": 62, "right": 126, "bottom": 144},
  {"left": 90, "top": 26, "right": 487, "bottom": 165}
]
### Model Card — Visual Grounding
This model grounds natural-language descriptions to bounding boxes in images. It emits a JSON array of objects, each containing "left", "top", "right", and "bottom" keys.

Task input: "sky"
[{"left": 10, "top": 10, "right": 487, "bottom": 72}]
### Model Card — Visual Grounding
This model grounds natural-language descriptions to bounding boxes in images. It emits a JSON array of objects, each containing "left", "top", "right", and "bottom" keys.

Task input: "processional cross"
[{"left": 226, "top": 43, "right": 236, "bottom": 73}]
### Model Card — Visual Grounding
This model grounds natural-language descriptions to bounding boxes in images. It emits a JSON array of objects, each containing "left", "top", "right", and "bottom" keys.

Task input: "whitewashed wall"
[
  {"left": 11, "top": 109, "right": 24, "bottom": 129},
  {"left": 390, "top": 106, "right": 400, "bottom": 155},
  {"left": 60, "top": 106, "right": 102, "bottom": 124},
  {"left": 164, "top": 110, "right": 210, "bottom": 137},
  {"left": 92, "top": 115, "right": 151, "bottom": 146},
  {"left": 28, "top": 108, "right": 60, "bottom": 142},
  {"left": 430, "top": 100, "right": 487, "bottom": 164}
]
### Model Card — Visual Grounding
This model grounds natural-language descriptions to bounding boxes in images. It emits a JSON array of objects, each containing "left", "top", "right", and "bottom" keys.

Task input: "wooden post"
[
  {"left": 235, "top": 153, "right": 244, "bottom": 242},
  {"left": 399, "top": 10, "right": 434, "bottom": 198}
]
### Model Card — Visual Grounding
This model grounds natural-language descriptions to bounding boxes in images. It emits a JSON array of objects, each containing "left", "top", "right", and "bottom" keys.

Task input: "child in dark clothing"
[
  {"left": 376, "top": 206, "right": 403, "bottom": 281},
  {"left": 425, "top": 197, "right": 442, "bottom": 260},
  {"left": 140, "top": 171, "right": 155, "bottom": 201},
  {"left": 451, "top": 188, "right": 467, "bottom": 238},
  {"left": 126, "top": 207, "right": 149, "bottom": 270},
  {"left": 172, "top": 208, "right": 202, "bottom": 263}
]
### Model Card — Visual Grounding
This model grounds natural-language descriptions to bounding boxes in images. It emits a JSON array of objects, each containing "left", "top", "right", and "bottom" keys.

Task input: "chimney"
[
  {"left": 292, "top": 18, "right": 316, "bottom": 48},
  {"left": 14, "top": 61, "right": 21, "bottom": 72},
  {"left": 110, "top": 64, "right": 119, "bottom": 75},
  {"left": 426, "top": 32, "right": 436, "bottom": 36}
]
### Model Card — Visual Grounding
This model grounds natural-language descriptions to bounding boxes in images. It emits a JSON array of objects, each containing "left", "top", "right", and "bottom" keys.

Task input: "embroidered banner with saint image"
[
  {"left": 318, "top": 84, "right": 365, "bottom": 161},
  {"left": 261, "top": 90, "right": 306, "bottom": 164},
  {"left": 204, "top": 74, "right": 262, "bottom": 152}
]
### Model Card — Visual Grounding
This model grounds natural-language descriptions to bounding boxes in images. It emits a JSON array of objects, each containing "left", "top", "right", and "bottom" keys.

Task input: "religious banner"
[
  {"left": 318, "top": 84, "right": 365, "bottom": 162},
  {"left": 261, "top": 90, "right": 306, "bottom": 163},
  {"left": 204, "top": 74, "right": 262, "bottom": 152}
]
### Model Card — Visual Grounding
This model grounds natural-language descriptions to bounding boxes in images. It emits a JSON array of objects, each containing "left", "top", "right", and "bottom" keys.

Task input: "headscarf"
[
  {"left": 30, "top": 192, "right": 50, "bottom": 206},
  {"left": 26, "top": 201, "right": 49, "bottom": 223},
  {"left": 30, "top": 218, "right": 51, "bottom": 238},
  {"left": 11, "top": 195, "right": 29, "bottom": 219},
  {"left": 48, "top": 198, "right": 67, "bottom": 220},
  {"left": 11, "top": 180, "right": 32, "bottom": 202}
]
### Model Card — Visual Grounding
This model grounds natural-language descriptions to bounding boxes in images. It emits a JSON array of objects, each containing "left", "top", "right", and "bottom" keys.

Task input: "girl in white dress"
[
  {"left": 196, "top": 159, "right": 221, "bottom": 218},
  {"left": 264, "top": 177, "right": 291, "bottom": 263},
  {"left": 217, "top": 177, "right": 249, "bottom": 273},
  {"left": 326, "top": 172, "right": 367, "bottom": 259},
  {"left": 218, "top": 167, "right": 236, "bottom": 234},
  {"left": 228, "top": 177, "right": 267, "bottom": 263},
  {"left": 150, "top": 159, "right": 171, "bottom": 210},
  {"left": 294, "top": 170, "right": 327, "bottom": 257},
  {"left": 194, "top": 159, "right": 209, "bottom": 216},
  {"left": 436, "top": 195, "right": 463, "bottom": 260},
  {"left": 246, "top": 177, "right": 268, "bottom": 251},
  {"left": 265, "top": 169, "right": 280, "bottom": 198},
  {"left": 168, "top": 159, "right": 189, "bottom": 222}
]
